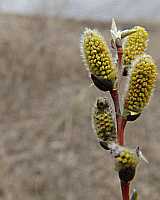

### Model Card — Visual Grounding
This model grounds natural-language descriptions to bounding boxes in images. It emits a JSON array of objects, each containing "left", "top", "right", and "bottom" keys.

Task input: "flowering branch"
[{"left": 80, "top": 18, "right": 157, "bottom": 200}]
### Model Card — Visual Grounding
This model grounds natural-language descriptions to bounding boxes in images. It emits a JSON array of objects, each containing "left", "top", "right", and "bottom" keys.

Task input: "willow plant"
[{"left": 80, "top": 19, "right": 158, "bottom": 200}]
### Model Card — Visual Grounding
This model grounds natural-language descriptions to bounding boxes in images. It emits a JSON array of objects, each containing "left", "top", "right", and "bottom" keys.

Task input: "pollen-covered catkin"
[
  {"left": 115, "top": 149, "right": 139, "bottom": 170},
  {"left": 81, "top": 28, "right": 117, "bottom": 81},
  {"left": 92, "top": 97, "right": 116, "bottom": 143},
  {"left": 125, "top": 54, "right": 157, "bottom": 114},
  {"left": 123, "top": 26, "right": 148, "bottom": 66},
  {"left": 116, "top": 148, "right": 139, "bottom": 182}
]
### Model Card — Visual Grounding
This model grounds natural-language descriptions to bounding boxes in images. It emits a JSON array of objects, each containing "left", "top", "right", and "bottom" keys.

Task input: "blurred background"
[{"left": 0, "top": 1, "right": 159, "bottom": 199}]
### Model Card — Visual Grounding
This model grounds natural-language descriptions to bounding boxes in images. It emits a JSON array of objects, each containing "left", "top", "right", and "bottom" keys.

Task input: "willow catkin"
[
  {"left": 125, "top": 54, "right": 157, "bottom": 114},
  {"left": 92, "top": 97, "right": 116, "bottom": 144},
  {"left": 81, "top": 28, "right": 117, "bottom": 82},
  {"left": 115, "top": 149, "right": 139, "bottom": 170},
  {"left": 109, "top": 143, "right": 140, "bottom": 182}
]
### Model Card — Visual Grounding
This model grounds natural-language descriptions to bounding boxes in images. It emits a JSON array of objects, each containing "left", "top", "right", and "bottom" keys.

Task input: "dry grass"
[{"left": 0, "top": 14, "right": 159, "bottom": 199}]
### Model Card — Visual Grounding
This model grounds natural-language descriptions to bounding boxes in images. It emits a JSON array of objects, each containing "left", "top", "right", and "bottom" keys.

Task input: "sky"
[{"left": 0, "top": 0, "right": 160, "bottom": 21}]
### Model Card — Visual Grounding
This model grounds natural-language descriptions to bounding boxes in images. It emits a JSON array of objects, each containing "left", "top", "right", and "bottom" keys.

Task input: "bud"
[
  {"left": 92, "top": 97, "right": 116, "bottom": 147},
  {"left": 90, "top": 74, "right": 114, "bottom": 91},
  {"left": 125, "top": 54, "right": 157, "bottom": 116},
  {"left": 81, "top": 28, "right": 117, "bottom": 90},
  {"left": 126, "top": 112, "right": 141, "bottom": 122},
  {"left": 119, "top": 167, "right": 136, "bottom": 183},
  {"left": 122, "top": 26, "right": 148, "bottom": 71}
]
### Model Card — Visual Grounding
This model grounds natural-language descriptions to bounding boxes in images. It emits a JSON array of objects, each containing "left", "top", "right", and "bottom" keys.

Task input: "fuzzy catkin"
[
  {"left": 81, "top": 28, "right": 117, "bottom": 81},
  {"left": 92, "top": 97, "right": 116, "bottom": 143},
  {"left": 125, "top": 54, "right": 157, "bottom": 113},
  {"left": 115, "top": 149, "right": 139, "bottom": 171},
  {"left": 123, "top": 26, "right": 148, "bottom": 66}
]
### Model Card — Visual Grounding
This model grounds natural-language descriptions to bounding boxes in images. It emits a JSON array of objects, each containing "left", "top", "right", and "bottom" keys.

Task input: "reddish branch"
[
  {"left": 110, "top": 41, "right": 129, "bottom": 200},
  {"left": 121, "top": 182, "right": 130, "bottom": 200},
  {"left": 110, "top": 89, "right": 126, "bottom": 145},
  {"left": 110, "top": 89, "right": 129, "bottom": 200},
  {"left": 117, "top": 47, "right": 123, "bottom": 66},
  {"left": 110, "top": 89, "right": 122, "bottom": 144}
]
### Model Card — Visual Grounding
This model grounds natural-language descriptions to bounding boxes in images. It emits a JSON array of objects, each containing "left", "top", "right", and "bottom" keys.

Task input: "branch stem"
[
  {"left": 117, "top": 116, "right": 124, "bottom": 145},
  {"left": 110, "top": 89, "right": 122, "bottom": 144},
  {"left": 121, "top": 182, "right": 130, "bottom": 200},
  {"left": 110, "top": 89, "right": 121, "bottom": 115},
  {"left": 110, "top": 40, "right": 130, "bottom": 200},
  {"left": 110, "top": 89, "right": 126, "bottom": 145}
]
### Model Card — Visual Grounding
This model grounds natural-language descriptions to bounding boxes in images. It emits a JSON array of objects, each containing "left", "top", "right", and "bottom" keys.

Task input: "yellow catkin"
[
  {"left": 81, "top": 28, "right": 117, "bottom": 81},
  {"left": 116, "top": 149, "right": 139, "bottom": 171},
  {"left": 125, "top": 54, "right": 157, "bottom": 113},
  {"left": 123, "top": 26, "right": 148, "bottom": 66},
  {"left": 115, "top": 149, "right": 139, "bottom": 170},
  {"left": 92, "top": 97, "right": 116, "bottom": 143}
]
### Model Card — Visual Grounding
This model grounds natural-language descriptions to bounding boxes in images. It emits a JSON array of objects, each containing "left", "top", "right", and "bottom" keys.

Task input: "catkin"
[
  {"left": 123, "top": 26, "right": 148, "bottom": 66},
  {"left": 81, "top": 28, "right": 117, "bottom": 81},
  {"left": 125, "top": 54, "right": 157, "bottom": 114},
  {"left": 92, "top": 97, "right": 116, "bottom": 144}
]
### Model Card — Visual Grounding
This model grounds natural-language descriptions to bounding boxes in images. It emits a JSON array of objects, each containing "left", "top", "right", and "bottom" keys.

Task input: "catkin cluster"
[
  {"left": 123, "top": 26, "right": 148, "bottom": 66},
  {"left": 81, "top": 28, "right": 117, "bottom": 82},
  {"left": 80, "top": 22, "right": 158, "bottom": 186},
  {"left": 125, "top": 55, "right": 157, "bottom": 114}
]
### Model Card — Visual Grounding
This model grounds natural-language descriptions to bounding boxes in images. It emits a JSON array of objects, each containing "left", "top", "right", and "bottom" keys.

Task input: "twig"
[
  {"left": 121, "top": 182, "right": 130, "bottom": 200},
  {"left": 110, "top": 89, "right": 122, "bottom": 144},
  {"left": 110, "top": 39, "right": 130, "bottom": 200}
]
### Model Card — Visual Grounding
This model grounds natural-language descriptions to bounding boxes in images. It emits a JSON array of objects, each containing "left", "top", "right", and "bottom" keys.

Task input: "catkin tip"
[{"left": 122, "top": 26, "right": 149, "bottom": 67}]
